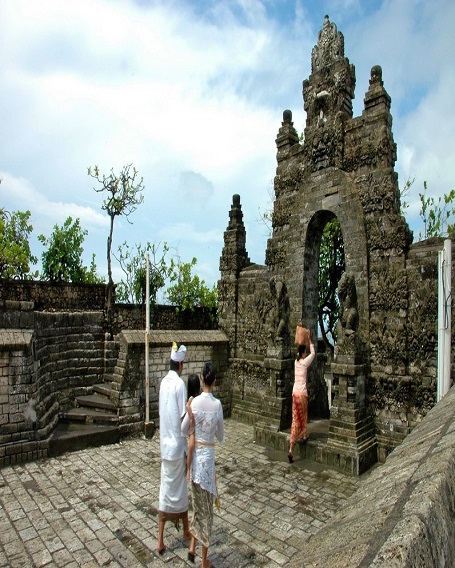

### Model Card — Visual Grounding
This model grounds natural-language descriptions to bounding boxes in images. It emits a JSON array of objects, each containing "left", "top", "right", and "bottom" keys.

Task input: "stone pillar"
[
  {"left": 326, "top": 272, "right": 377, "bottom": 474},
  {"left": 327, "top": 362, "right": 377, "bottom": 474}
]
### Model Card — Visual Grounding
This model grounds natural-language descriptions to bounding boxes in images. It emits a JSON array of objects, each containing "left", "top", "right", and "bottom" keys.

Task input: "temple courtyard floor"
[{"left": 0, "top": 419, "right": 374, "bottom": 567}]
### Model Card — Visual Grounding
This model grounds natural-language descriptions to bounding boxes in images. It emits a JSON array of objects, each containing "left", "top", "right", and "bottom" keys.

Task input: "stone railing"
[{"left": 294, "top": 384, "right": 455, "bottom": 567}]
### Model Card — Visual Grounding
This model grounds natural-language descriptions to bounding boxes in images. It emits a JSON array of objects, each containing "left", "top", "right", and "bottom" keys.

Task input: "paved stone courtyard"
[{"left": 0, "top": 419, "right": 364, "bottom": 567}]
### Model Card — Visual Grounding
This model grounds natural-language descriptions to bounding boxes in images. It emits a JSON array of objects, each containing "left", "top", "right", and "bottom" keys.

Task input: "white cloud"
[{"left": 1, "top": 0, "right": 454, "bottom": 286}]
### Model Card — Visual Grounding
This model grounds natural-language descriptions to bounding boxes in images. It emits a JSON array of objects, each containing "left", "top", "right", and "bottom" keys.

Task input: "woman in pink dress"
[{"left": 288, "top": 341, "right": 315, "bottom": 463}]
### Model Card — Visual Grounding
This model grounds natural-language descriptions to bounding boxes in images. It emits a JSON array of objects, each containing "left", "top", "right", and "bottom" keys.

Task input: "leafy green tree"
[
  {"left": 0, "top": 209, "right": 38, "bottom": 279},
  {"left": 115, "top": 241, "right": 175, "bottom": 307},
  {"left": 38, "top": 216, "right": 102, "bottom": 283},
  {"left": 318, "top": 218, "right": 345, "bottom": 354},
  {"left": 88, "top": 163, "right": 145, "bottom": 333},
  {"left": 418, "top": 181, "right": 455, "bottom": 239},
  {"left": 166, "top": 257, "right": 218, "bottom": 313}
]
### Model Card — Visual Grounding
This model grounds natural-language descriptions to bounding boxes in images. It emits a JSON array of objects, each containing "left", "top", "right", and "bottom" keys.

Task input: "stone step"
[
  {"left": 232, "top": 396, "right": 283, "bottom": 419},
  {"left": 61, "top": 407, "right": 118, "bottom": 425},
  {"left": 92, "top": 382, "right": 114, "bottom": 397},
  {"left": 75, "top": 393, "right": 117, "bottom": 412},
  {"left": 49, "top": 421, "right": 119, "bottom": 457}
]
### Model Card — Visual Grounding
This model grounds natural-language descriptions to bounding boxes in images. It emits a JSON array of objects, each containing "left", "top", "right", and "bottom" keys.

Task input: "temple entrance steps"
[
  {"left": 255, "top": 417, "right": 377, "bottom": 475},
  {"left": 231, "top": 392, "right": 284, "bottom": 427}
]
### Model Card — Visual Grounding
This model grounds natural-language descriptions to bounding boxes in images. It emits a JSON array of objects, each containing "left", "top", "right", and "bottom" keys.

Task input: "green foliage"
[
  {"left": 115, "top": 241, "right": 175, "bottom": 306},
  {"left": 166, "top": 257, "right": 218, "bottom": 313},
  {"left": 0, "top": 209, "right": 38, "bottom": 279},
  {"left": 419, "top": 181, "right": 455, "bottom": 239},
  {"left": 400, "top": 176, "right": 414, "bottom": 214},
  {"left": 38, "top": 216, "right": 102, "bottom": 283},
  {"left": 318, "top": 218, "right": 345, "bottom": 354}
]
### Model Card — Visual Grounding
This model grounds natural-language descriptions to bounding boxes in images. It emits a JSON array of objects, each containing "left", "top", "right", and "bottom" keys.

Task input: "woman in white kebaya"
[{"left": 182, "top": 362, "right": 224, "bottom": 568}]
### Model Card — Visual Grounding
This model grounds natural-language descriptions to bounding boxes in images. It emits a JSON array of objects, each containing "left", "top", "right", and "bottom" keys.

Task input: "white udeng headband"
[{"left": 171, "top": 342, "right": 187, "bottom": 362}]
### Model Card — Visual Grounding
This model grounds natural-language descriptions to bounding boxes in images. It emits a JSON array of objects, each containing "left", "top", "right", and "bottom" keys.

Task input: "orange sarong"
[{"left": 290, "top": 391, "right": 308, "bottom": 444}]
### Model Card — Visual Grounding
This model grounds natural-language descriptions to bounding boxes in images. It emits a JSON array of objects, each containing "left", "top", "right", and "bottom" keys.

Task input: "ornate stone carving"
[
  {"left": 370, "top": 262, "right": 408, "bottom": 311},
  {"left": 230, "top": 359, "right": 269, "bottom": 395},
  {"left": 266, "top": 276, "right": 291, "bottom": 357},
  {"left": 407, "top": 278, "right": 438, "bottom": 359},
  {"left": 271, "top": 198, "right": 291, "bottom": 230},
  {"left": 335, "top": 273, "right": 359, "bottom": 361},
  {"left": 369, "top": 312, "right": 407, "bottom": 368},
  {"left": 368, "top": 375, "right": 435, "bottom": 418},
  {"left": 311, "top": 15, "right": 344, "bottom": 73},
  {"left": 274, "top": 164, "right": 305, "bottom": 197},
  {"left": 303, "top": 116, "right": 344, "bottom": 171},
  {"left": 265, "top": 242, "right": 287, "bottom": 270},
  {"left": 235, "top": 274, "right": 290, "bottom": 358}
]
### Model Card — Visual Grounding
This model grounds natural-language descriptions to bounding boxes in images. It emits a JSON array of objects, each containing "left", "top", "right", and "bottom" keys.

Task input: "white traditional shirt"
[
  {"left": 181, "top": 392, "right": 224, "bottom": 498},
  {"left": 159, "top": 370, "right": 187, "bottom": 460}
]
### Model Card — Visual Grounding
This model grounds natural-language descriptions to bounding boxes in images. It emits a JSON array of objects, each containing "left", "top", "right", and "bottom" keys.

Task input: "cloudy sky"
[{"left": 1, "top": 0, "right": 454, "bottom": 293}]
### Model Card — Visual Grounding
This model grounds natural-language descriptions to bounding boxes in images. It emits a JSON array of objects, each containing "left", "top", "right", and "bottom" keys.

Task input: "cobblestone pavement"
[{"left": 0, "top": 419, "right": 363, "bottom": 567}]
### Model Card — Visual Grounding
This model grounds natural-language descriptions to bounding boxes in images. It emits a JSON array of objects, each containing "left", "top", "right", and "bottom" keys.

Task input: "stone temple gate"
[{"left": 218, "top": 16, "right": 454, "bottom": 474}]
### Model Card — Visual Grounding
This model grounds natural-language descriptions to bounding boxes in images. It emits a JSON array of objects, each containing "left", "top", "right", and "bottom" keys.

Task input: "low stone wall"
[
  {"left": 294, "top": 385, "right": 455, "bottom": 567},
  {"left": 112, "top": 304, "right": 217, "bottom": 334},
  {"left": 110, "top": 329, "right": 230, "bottom": 436},
  {"left": 0, "top": 279, "right": 218, "bottom": 332},
  {"left": 0, "top": 279, "right": 106, "bottom": 310}
]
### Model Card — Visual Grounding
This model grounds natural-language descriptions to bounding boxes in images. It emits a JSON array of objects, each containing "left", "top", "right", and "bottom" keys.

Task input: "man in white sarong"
[{"left": 157, "top": 342, "right": 190, "bottom": 554}]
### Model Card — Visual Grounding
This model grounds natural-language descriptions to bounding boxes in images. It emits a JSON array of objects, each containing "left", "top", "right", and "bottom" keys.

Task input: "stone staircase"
[
  {"left": 49, "top": 381, "right": 120, "bottom": 457},
  {"left": 61, "top": 382, "right": 119, "bottom": 425},
  {"left": 49, "top": 338, "right": 121, "bottom": 457}
]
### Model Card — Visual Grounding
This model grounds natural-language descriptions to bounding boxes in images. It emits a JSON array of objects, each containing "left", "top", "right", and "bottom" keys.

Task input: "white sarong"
[{"left": 159, "top": 458, "right": 188, "bottom": 518}]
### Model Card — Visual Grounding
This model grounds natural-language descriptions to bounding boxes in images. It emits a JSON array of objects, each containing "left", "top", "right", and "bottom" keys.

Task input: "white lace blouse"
[{"left": 181, "top": 392, "right": 224, "bottom": 498}]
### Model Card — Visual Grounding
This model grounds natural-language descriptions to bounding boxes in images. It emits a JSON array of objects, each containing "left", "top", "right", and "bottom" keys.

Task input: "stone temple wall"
[
  {"left": 0, "top": 287, "right": 227, "bottom": 467},
  {"left": 114, "top": 330, "right": 230, "bottom": 430},
  {"left": 0, "top": 303, "right": 107, "bottom": 466}
]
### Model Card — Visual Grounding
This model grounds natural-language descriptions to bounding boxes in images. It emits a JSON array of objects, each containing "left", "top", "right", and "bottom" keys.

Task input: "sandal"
[
  {"left": 288, "top": 452, "right": 294, "bottom": 463},
  {"left": 188, "top": 551, "right": 195, "bottom": 563}
]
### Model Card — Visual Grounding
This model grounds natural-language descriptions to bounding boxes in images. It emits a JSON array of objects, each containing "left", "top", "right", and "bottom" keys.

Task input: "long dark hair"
[
  {"left": 187, "top": 373, "right": 200, "bottom": 399},
  {"left": 296, "top": 344, "right": 307, "bottom": 361}
]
